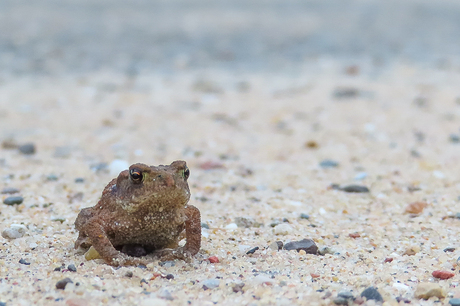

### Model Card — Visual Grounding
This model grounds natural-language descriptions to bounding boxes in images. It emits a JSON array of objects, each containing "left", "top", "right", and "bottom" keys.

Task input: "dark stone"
[
  {"left": 18, "top": 143, "right": 36, "bottom": 155},
  {"left": 340, "top": 185, "right": 369, "bottom": 193},
  {"left": 300, "top": 213, "right": 310, "bottom": 219},
  {"left": 140, "top": 278, "right": 148, "bottom": 284},
  {"left": 275, "top": 241, "right": 283, "bottom": 250},
  {"left": 284, "top": 239, "right": 318, "bottom": 254},
  {"left": 338, "top": 291, "right": 354, "bottom": 299},
  {"left": 67, "top": 264, "right": 77, "bottom": 272},
  {"left": 54, "top": 267, "right": 61, "bottom": 271},
  {"left": 333, "top": 87, "right": 359, "bottom": 99},
  {"left": 19, "top": 258, "right": 30, "bottom": 265},
  {"left": 55, "top": 278, "right": 73, "bottom": 290},
  {"left": 124, "top": 271, "right": 133, "bottom": 278},
  {"left": 166, "top": 274, "right": 174, "bottom": 280},
  {"left": 0, "top": 302, "right": 6, "bottom": 306},
  {"left": 46, "top": 174, "right": 59, "bottom": 181},
  {"left": 444, "top": 247, "right": 456, "bottom": 252},
  {"left": 3, "top": 196, "right": 24, "bottom": 205},
  {"left": 246, "top": 247, "right": 259, "bottom": 255},
  {"left": 201, "top": 222, "right": 210, "bottom": 229},
  {"left": 333, "top": 297, "right": 349, "bottom": 305},
  {"left": 360, "top": 286, "right": 383, "bottom": 302},
  {"left": 449, "top": 298, "right": 460, "bottom": 306},
  {"left": 1, "top": 187, "right": 20, "bottom": 194},
  {"left": 232, "top": 283, "right": 245, "bottom": 293},
  {"left": 319, "top": 159, "right": 339, "bottom": 168},
  {"left": 450, "top": 134, "right": 460, "bottom": 143},
  {"left": 75, "top": 178, "right": 85, "bottom": 183}
]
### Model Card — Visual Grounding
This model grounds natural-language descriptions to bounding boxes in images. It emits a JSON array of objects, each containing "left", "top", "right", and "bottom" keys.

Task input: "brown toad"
[{"left": 74, "top": 160, "right": 201, "bottom": 266}]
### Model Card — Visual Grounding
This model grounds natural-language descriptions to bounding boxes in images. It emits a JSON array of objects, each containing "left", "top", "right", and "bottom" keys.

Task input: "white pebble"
[
  {"left": 202, "top": 279, "right": 220, "bottom": 289},
  {"left": 354, "top": 172, "right": 368, "bottom": 180},
  {"left": 287, "top": 200, "right": 302, "bottom": 206},
  {"left": 273, "top": 224, "right": 293, "bottom": 235},
  {"left": 433, "top": 170, "right": 445, "bottom": 179},
  {"left": 2, "top": 224, "right": 27, "bottom": 239},
  {"left": 225, "top": 223, "right": 238, "bottom": 230},
  {"left": 253, "top": 274, "right": 275, "bottom": 285},
  {"left": 109, "top": 160, "right": 130, "bottom": 176}
]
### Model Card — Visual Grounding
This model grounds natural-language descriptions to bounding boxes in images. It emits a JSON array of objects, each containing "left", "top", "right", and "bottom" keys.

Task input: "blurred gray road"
[{"left": 1, "top": 0, "right": 459, "bottom": 75}]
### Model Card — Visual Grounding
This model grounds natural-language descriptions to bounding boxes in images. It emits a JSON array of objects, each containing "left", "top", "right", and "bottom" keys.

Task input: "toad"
[{"left": 74, "top": 160, "right": 201, "bottom": 266}]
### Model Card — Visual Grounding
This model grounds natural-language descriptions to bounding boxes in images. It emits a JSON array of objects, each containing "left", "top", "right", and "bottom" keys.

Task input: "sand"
[{"left": 2, "top": 1, "right": 460, "bottom": 305}]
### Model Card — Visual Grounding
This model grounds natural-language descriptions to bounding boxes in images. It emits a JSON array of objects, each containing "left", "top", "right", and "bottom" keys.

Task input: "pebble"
[
  {"left": 3, "top": 196, "right": 24, "bottom": 205},
  {"left": 109, "top": 159, "right": 129, "bottom": 176},
  {"left": 319, "top": 246, "right": 335, "bottom": 255},
  {"left": 74, "top": 178, "right": 85, "bottom": 183},
  {"left": 338, "top": 291, "right": 354, "bottom": 299},
  {"left": 225, "top": 223, "right": 238, "bottom": 230},
  {"left": 284, "top": 238, "right": 318, "bottom": 254},
  {"left": 444, "top": 247, "right": 456, "bottom": 252},
  {"left": 253, "top": 274, "right": 274, "bottom": 285},
  {"left": 157, "top": 289, "right": 174, "bottom": 301},
  {"left": 340, "top": 185, "right": 369, "bottom": 193},
  {"left": 414, "top": 283, "right": 445, "bottom": 300},
  {"left": 232, "top": 283, "right": 245, "bottom": 293},
  {"left": 300, "top": 213, "right": 310, "bottom": 219},
  {"left": 1, "top": 187, "right": 20, "bottom": 194},
  {"left": 449, "top": 298, "right": 460, "bottom": 306},
  {"left": 125, "top": 271, "right": 133, "bottom": 278},
  {"left": 84, "top": 246, "right": 101, "bottom": 260},
  {"left": 0, "top": 302, "right": 6, "bottom": 306},
  {"left": 404, "top": 201, "right": 427, "bottom": 214},
  {"left": 201, "top": 222, "right": 210, "bottom": 229},
  {"left": 273, "top": 223, "right": 293, "bottom": 235},
  {"left": 46, "top": 174, "right": 59, "bottom": 181},
  {"left": 54, "top": 146, "right": 72, "bottom": 158},
  {"left": 354, "top": 172, "right": 367, "bottom": 180},
  {"left": 207, "top": 256, "right": 219, "bottom": 263},
  {"left": 19, "top": 258, "right": 30, "bottom": 265},
  {"left": 68, "top": 264, "right": 77, "bottom": 272},
  {"left": 234, "top": 217, "right": 256, "bottom": 228},
  {"left": 165, "top": 274, "right": 174, "bottom": 280},
  {"left": 246, "top": 247, "right": 259, "bottom": 255},
  {"left": 333, "top": 297, "right": 349, "bottom": 305},
  {"left": 450, "top": 134, "right": 460, "bottom": 143},
  {"left": 319, "top": 159, "right": 339, "bottom": 168},
  {"left": 1, "top": 224, "right": 27, "bottom": 239},
  {"left": 403, "top": 245, "right": 420, "bottom": 256},
  {"left": 360, "top": 286, "right": 383, "bottom": 302},
  {"left": 333, "top": 87, "right": 359, "bottom": 99},
  {"left": 268, "top": 241, "right": 283, "bottom": 251},
  {"left": 159, "top": 261, "right": 175, "bottom": 267},
  {"left": 18, "top": 143, "right": 36, "bottom": 155},
  {"left": 202, "top": 279, "right": 220, "bottom": 290},
  {"left": 432, "top": 270, "right": 454, "bottom": 279}
]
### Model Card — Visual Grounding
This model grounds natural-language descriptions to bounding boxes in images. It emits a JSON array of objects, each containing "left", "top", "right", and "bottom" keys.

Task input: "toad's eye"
[
  {"left": 183, "top": 167, "right": 190, "bottom": 180},
  {"left": 130, "top": 169, "right": 143, "bottom": 183}
]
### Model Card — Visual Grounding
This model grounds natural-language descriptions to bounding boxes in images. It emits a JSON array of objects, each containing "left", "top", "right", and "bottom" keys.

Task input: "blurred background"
[{"left": 1, "top": 0, "right": 460, "bottom": 76}]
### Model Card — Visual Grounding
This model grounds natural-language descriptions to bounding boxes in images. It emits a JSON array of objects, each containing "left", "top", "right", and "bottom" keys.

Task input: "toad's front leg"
[
  {"left": 153, "top": 204, "right": 201, "bottom": 260},
  {"left": 81, "top": 220, "right": 146, "bottom": 266}
]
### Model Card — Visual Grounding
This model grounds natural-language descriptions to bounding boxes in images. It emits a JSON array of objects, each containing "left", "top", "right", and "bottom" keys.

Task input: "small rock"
[
  {"left": 340, "top": 185, "right": 369, "bottom": 193},
  {"left": 225, "top": 223, "right": 238, "bottom": 230},
  {"left": 300, "top": 213, "right": 310, "bottom": 219},
  {"left": 273, "top": 223, "right": 293, "bottom": 235},
  {"left": 56, "top": 278, "right": 73, "bottom": 290},
  {"left": 319, "top": 159, "right": 339, "bottom": 168},
  {"left": 403, "top": 245, "right": 420, "bottom": 256},
  {"left": 235, "top": 217, "right": 256, "bottom": 228},
  {"left": 68, "top": 264, "right": 77, "bottom": 272},
  {"left": 201, "top": 222, "right": 210, "bottom": 229},
  {"left": 46, "top": 174, "right": 59, "bottom": 181},
  {"left": 165, "top": 274, "right": 174, "bottom": 280},
  {"left": 19, "top": 258, "right": 30, "bottom": 265},
  {"left": 305, "top": 140, "right": 319, "bottom": 149},
  {"left": 157, "top": 289, "right": 174, "bottom": 301},
  {"left": 284, "top": 239, "right": 318, "bottom": 254},
  {"left": 268, "top": 241, "right": 283, "bottom": 251},
  {"left": 84, "top": 246, "right": 101, "bottom": 260},
  {"left": 202, "top": 279, "right": 220, "bottom": 290},
  {"left": 2, "top": 224, "right": 27, "bottom": 239},
  {"left": 3, "top": 196, "right": 24, "bottom": 205},
  {"left": 207, "top": 256, "right": 219, "bottom": 263},
  {"left": 319, "top": 246, "right": 335, "bottom": 255},
  {"left": 414, "top": 283, "right": 445, "bottom": 300},
  {"left": 384, "top": 257, "right": 393, "bottom": 263},
  {"left": 405, "top": 201, "right": 427, "bottom": 214},
  {"left": 449, "top": 298, "right": 460, "bottom": 306},
  {"left": 124, "top": 271, "right": 133, "bottom": 278},
  {"left": 338, "top": 291, "right": 354, "bottom": 300},
  {"left": 18, "top": 143, "right": 36, "bottom": 155},
  {"left": 232, "top": 283, "right": 245, "bottom": 293},
  {"left": 333, "top": 297, "right": 349, "bottom": 305},
  {"left": 354, "top": 172, "right": 367, "bottom": 180},
  {"left": 360, "top": 286, "right": 383, "bottom": 302},
  {"left": 432, "top": 270, "right": 455, "bottom": 280},
  {"left": 109, "top": 160, "right": 129, "bottom": 176},
  {"left": 74, "top": 178, "right": 85, "bottom": 183},
  {"left": 64, "top": 298, "right": 89, "bottom": 306},
  {"left": 444, "top": 247, "right": 456, "bottom": 252},
  {"left": 333, "top": 87, "right": 359, "bottom": 99},
  {"left": 246, "top": 247, "right": 259, "bottom": 255},
  {"left": 450, "top": 134, "right": 460, "bottom": 143},
  {"left": 253, "top": 274, "right": 274, "bottom": 285},
  {"left": 349, "top": 232, "right": 360, "bottom": 238},
  {"left": 1, "top": 187, "right": 20, "bottom": 194},
  {"left": 158, "top": 261, "right": 175, "bottom": 268}
]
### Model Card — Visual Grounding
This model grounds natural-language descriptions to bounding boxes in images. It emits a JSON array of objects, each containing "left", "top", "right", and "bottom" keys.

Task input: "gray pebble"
[
  {"left": 158, "top": 289, "right": 174, "bottom": 301},
  {"left": 3, "top": 196, "right": 24, "bottom": 205},
  {"left": 449, "top": 298, "right": 460, "bottom": 306},
  {"left": 1, "top": 224, "right": 27, "bottom": 239},
  {"left": 67, "top": 264, "right": 77, "bottom": 272},
  {"left": 246, "top": 247, "right": 259, "bottom": 255},
  {"left": 18, "top": 143, "right": 36, "bottom": 155},
  {"left": 19, "top": 258, "right": 30, "bottom": 265},
  {"left": 319, "top": 246, "right": 335, "bottom": 255},
  {"left": 1, "top": 187, "right": 20, "bottom": 194},
  {"left": 0, "top": 301, "right": 6, "bottom": 306},
  {"left": 165, "top": 274, "right": 174, "bottom": 280},
  {"left": 300, "top": 213, "right": 310, "bottom": 219},
  {"left": 360, "top": 286, "right": 383, "bottom": 302},
  {"left": 232, "top": 283, "right": 245, "bottom": 293},
  {"left": 124, "top": 271, "right": 133, "bottom": 278},
  {"left": 201, "top": 222, "right": 210, "bottom": 229},
  {"left": 284, "top": 238, "right": 318, "bottom": 254},
  {"left": 333, "top": 297, "right": 349, "bottom": 305},
  {"left": 202, "top": 279, "right": 220, "bottom": 290},
  {"left": 444, "top": 247, "right": 456, "bottom": 252},
  {"left": 75, "top": 178, "right": 85, "bottom": 183},
  {"left": 450, "top": 134, "right": 460, "bottom": 143},
  {"left": 46, "top": 174, "right": 59, "bottom": 181},
  {"left": 319, "top": 159, "right": 339, "bottom": 168},
  {"left": 333, "top": 87, "right": 359, "bottom": 99},
  {"left": 340, "top": 185, "right": 369, "bottom": 193},
  {"left": 54, "top": 146, "right": 72, "bottom": 158},
  {"left": 56, "top": 278, "right": 73, "bottom": 290},
  {"left": 338, "top": 291, "right": 354, "bottom": 299},
  {"left": 235, "top": 217, "right": 258, "bottom": 228}
]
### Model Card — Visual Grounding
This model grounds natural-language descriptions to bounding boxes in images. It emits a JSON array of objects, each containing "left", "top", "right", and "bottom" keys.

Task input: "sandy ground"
[{"left": 2, "top": 1, "right": 460, "bottom": 306}]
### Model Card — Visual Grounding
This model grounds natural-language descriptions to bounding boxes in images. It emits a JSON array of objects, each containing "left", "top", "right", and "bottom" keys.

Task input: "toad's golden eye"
[
  {"left": 130, "top": 169, "right": 143, "bottom": 183},
  {"left": 183, "top": 167, "right": 190, "bottom": 180}
]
